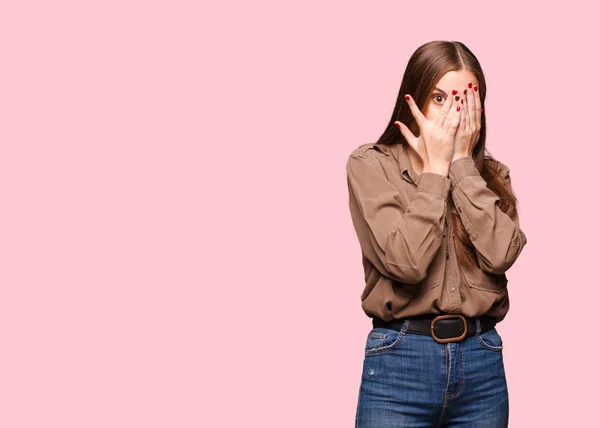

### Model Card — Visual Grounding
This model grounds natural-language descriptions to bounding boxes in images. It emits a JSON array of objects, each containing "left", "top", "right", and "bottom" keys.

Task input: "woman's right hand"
[{"left": 394, "top": 91, "right": 462, "bottom": 175}]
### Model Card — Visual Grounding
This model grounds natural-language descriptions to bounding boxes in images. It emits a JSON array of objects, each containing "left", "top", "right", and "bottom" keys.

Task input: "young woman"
[{"left": 346, "top": 40, "right": 527, "bottom": 427}]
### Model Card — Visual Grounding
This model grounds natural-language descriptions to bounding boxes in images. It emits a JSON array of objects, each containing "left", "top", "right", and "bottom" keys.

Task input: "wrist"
[
  {"left": 451, "top": 153, "right": 471, "bottom": 163},
  {"left": 422, "top": 162, "right": 450, "bottom": 177}
]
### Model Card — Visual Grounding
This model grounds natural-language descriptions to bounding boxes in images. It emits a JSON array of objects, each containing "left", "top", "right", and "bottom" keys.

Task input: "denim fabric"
[{"left": 355, "top": 318, "right": 508, "bottom": 427}]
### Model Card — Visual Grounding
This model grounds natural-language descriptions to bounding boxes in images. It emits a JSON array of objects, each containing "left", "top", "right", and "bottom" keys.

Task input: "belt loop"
[
  {"left": 401, "top": 319, "right": 410, "bottom": 334},
  {"left": 475, "top": 317, "right": 482, "bottom": 335}
]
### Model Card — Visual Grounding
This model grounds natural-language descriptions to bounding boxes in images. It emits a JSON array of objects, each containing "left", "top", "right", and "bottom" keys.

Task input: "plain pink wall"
[{"left": 1, "top": 0, "right": 597, "bottom": 426}]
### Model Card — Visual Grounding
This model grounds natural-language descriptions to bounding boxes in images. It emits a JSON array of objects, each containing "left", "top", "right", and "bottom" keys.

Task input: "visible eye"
[{"left": 432, "top": 94, "right": 446, "bottom": 104}]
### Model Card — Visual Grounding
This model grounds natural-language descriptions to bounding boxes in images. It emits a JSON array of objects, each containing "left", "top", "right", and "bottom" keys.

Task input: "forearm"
[{"left": 449, "top": 156, "right": 527, "bottom": 274}]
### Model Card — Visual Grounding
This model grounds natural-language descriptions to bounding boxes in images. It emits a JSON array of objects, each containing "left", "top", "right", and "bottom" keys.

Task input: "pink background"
[{"left": 1, "top": 0, "right": 597, "bottom": 426}]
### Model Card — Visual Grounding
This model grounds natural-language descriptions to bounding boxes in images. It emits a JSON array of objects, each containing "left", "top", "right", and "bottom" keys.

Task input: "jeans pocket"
[
  {"left": 364, "top": 327, "right": 405, "bottom": 356},
  {"left": 475, "top": 327, "right": 504, "bottom": 352}
]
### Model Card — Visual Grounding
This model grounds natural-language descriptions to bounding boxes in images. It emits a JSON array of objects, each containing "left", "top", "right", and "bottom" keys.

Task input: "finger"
[
  {"left": 404, "top": 94, "right": 427, "bottom": 128},
  {"left": 441, "top": 91, "right": 459, "bottom": 129},
  {"left": 463, "top": 95, "right": 470, "bottom": 129},
  {"left": 473, "top": 83, "right": 482, "bottom": 120},
  {"left": 447, "top": 101, "right": 461, "bottom": 134},
  {"left": 459, "top": 101, "right": 467, "bottom": 130},
  {"left": 467, "top": 82, "right": 476, "bottom": 127},
  {"left": 444, "top": 96, "right": 460, "bottom": 132},
  {"left": 435, "top": 89, "right": 457, "bottom": 128},
  {"left": 394, "top": 120, "right": 418, "bottom": 149}
]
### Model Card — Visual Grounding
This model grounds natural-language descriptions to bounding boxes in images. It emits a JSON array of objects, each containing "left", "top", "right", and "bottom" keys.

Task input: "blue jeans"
[{"left": 355, "top": 318, "right": 508, "bottom": 427}]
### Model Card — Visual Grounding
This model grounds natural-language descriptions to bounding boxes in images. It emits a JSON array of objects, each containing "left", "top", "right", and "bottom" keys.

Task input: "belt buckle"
[{"left": 430, "top": 314, "right": 468, "bottom": 343}]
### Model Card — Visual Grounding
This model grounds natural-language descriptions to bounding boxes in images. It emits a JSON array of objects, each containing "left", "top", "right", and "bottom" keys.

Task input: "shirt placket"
[{"left": 445, "top": 196, "right": 462, "bottom": 313}]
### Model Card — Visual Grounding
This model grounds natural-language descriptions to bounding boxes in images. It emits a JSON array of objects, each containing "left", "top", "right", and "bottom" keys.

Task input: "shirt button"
[{"left": 451, "top": 287, "right": 456, "bottom": 292}]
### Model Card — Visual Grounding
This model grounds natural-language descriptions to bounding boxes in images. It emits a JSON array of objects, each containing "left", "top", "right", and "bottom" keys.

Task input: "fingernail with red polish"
[
  {"left": 405, "top": 95, "right": 410, "bottom": 100},
  {"left": 468, "top": 82, "right": 472, "bottom": 88},
  {"left": 474, "top": 85, "right": 478, "bottom": 92},
  {"left": 452, "top": 89, "right": 457, "bottom": 95},
  {"left": 457, "top": 106, "right": 461, "bottom": 111},
  {"left": 461, "top": 99, "right": 463, "bottom": 104}
]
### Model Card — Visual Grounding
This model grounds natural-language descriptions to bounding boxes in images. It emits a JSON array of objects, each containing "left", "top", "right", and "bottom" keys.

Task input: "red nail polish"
[
  {"left": 457, "top": 106, "right": 460, "bottom": 111},
  {"left": 452, "top": 89, "right": 457, "bottom": 95},
  {"left": 461, "top": 99, "right": 463, "bottom": 104},
  {"left": 464, "top": 89, "right": 467, "bottom": 95},
  {"left": 405, "top": 95, "right": 410, "bottom": 100},
  {"left": 468, "top": 82, "right": 472, "bottom": 88},
  {"left": 474, "top": 85, "right": 478, "bottom": 92}
]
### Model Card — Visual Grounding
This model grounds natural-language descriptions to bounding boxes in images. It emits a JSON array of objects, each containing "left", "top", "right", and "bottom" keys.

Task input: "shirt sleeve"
[
  {"left": 346, "top": 153, "right": 451, "bottom": 283},
  {"left": 449, "top": 156, "right": 528, "bottom": 274}
]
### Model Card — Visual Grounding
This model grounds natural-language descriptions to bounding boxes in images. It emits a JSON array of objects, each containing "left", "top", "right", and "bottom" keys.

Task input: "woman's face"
[{"left": 422, "top": 70, "right": 480, "bottom": 121}]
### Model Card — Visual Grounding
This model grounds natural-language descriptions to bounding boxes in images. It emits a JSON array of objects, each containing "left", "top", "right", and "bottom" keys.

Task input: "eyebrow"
[{"left": 433, "top": 87, "right": 448, "bottom": 97}]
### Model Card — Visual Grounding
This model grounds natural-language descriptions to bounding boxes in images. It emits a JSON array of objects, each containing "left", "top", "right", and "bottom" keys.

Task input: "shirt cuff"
[
  {"left": 449, "top": 156, "right": 480, "bottom": 185},
  {"left": 416, "top": 172, "right": 451, "bottom": 199}
]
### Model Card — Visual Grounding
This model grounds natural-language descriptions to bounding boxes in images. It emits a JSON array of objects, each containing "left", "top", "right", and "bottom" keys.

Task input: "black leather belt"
[{"left": 372, "top": 313, "right": 497, "bottom": 343}]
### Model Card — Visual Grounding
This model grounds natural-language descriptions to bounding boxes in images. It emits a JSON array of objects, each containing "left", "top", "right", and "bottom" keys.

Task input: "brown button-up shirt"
[{"left": 346, "top": 142, "right": 527, "bottom": 323}]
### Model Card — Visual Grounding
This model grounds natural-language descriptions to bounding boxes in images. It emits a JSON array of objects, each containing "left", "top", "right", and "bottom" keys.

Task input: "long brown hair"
[{"left": 377, "top": 40, "right": 519, "bottom": 270}]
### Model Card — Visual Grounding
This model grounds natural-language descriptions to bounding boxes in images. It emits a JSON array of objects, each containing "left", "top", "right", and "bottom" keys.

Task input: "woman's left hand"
[{"left": 452, "top": 82, "right": 482, "bottom": 162}]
